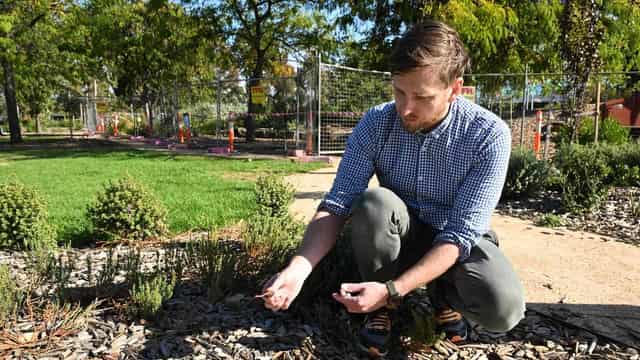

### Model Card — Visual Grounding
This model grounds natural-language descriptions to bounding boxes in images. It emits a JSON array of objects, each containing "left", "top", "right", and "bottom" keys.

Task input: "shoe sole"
[{"left": 357, "top": 341, "right": 389, "bottom": 358}]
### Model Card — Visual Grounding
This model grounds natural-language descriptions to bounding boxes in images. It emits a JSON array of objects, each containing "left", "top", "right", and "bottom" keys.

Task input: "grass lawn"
[{"left": 0, "top": 147, "right": 325, "bottom": 246}]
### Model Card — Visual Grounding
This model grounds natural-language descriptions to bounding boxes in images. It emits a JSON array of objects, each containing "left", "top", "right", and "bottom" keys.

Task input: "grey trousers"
[{"left": 349, "top": 187, "right": 525, "bottom": 332}]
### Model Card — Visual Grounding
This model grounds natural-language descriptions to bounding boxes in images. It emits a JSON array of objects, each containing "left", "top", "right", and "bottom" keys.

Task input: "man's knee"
[
  {"left": 350, "top": 187, "right": 409, "bottom": 235},
  {"left": 474, "top": 285, "right": 525, "bottom": 332},
  {"left": 351, "top": 187, "right": 402, "bottom": 216}
]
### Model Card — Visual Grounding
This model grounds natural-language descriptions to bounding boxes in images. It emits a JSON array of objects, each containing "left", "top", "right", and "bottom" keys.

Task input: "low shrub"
[
  {"left": 502, "top": 147, "right": 550, "bottom": 200},
  {"left": 554, "top": 144, "right": 611, "bottom": 213},
  {"left": 87, "top": 176, "right": 168, "bottom": 241},
  {"left": 255, "top": 175, "right": 295, "bottom": 218},
  {"left": 129, "top": 274, "right": 176, "bottom": 319},
  {"left": 596, "top": 142, "right": 640, "bottom": 187},
  {"left": 0, "top": 264, "right": 23, "bottom": 325},
  {"left": 185, "top": 237, "right": 240, "bottom": 301},
  {"left": 535, "top": 213, "right": 564, "bottom": 228},
  {"left": 555, "top": 117, "right": 630, "bottom": 145},
  {"left": 0, "top": 179, "right": 56, "bottom": 250},
  {"left": 241, "top": 213, "right": 304, "bottom": 285}
]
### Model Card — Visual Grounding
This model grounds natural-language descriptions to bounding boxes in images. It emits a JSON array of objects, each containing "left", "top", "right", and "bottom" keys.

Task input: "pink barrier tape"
[
  {"left": 227, "top": 111, "right": 366, "bottom": 118},
  {"left": 208, "top": 147, "right": 230, "bottom": 154}
]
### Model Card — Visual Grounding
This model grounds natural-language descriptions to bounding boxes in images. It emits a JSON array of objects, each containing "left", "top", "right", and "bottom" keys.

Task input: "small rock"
[{"left": 534, "top": 345, "right": 549, "bottom": 353}]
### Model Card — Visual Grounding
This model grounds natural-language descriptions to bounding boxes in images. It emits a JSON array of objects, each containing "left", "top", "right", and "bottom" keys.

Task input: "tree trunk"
[
  {"left": 1, "top": 57, "right": 23, "bottom": 144},
  {"left": 144, "top": 101, "right": 153, "bottom": 132},
  {"left": 34, "top": 113, "right": 41, "bottom": 134}
]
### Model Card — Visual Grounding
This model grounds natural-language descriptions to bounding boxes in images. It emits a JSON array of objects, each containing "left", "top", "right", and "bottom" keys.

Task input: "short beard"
[{"left": 400, "top": 119, "right": 425, "bottom": 133}]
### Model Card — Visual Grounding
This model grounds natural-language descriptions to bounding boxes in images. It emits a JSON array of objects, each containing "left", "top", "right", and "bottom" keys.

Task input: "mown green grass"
[{"left": 0, "top": 147, "right": 324, "bottom": 246}]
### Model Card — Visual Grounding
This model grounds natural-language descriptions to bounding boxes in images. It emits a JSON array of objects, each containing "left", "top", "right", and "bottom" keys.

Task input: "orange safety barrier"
[
  {"left": 228, "top": 120, "right": 235, "bottom": 153},
  {"left": 533, "top": 110, "right": 543, "bottom": 157}
]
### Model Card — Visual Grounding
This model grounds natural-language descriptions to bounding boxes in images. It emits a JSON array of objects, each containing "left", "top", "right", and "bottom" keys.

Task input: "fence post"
[
  {"left": 520, "top": 66, "right": 528, "bottom": 147},
  {"left": 317, "top": 51, "right": 322, "bottom": 156},
  {"left": 544, "top": 111, "right": 553, "bottom": 160},
  {"left": 595, "top": 78, "right": 601, "bottom": 144},
  {"left": 216, "top": 78, "right": 221, "bottom": 145},
  {"left": 295, "top": 77, "right": 300, "bottom": 150}
]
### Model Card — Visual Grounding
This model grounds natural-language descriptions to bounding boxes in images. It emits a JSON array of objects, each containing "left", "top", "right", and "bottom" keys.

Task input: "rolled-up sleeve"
[
  {"left": 318, "top": 111, "right": 379, "bottom": 216},
  {"left": 433, "top": 123, "right": 511, "bottom": 261}
]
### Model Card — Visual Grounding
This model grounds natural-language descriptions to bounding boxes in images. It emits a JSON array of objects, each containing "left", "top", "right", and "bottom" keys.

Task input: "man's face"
[{"left": 392, "top": 67, "right": 463, "bottom": 133}]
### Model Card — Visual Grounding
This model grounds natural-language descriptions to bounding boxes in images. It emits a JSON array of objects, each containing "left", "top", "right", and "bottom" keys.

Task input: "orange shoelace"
[{"left": 366, "top": 311, "right": 391, "bottom": 331}]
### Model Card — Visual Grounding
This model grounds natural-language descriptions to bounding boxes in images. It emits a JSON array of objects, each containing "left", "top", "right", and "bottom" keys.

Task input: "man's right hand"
[
  {"left": 259, "top": 211, "right": 344, "bottom": 311},
  {"left": 260, "top": 260, "right": 311, "bottom": 311}
]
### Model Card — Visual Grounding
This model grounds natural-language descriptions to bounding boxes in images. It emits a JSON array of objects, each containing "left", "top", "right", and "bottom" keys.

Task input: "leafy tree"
[
  {"left": 84, "top": 0, "right": 213, "bottom": 130},
  {"left": 560, "top": 0, "right": 604, "bottom": 142},
  {"left": 199, "top": 0, "right": 332, "bottom": 141},
  {"left": 328, "top": 0, "right": 563, "bottom": 93},
  {"left": 598, "top": 0, "right": 640, "bottom": 94},
  {"left": 1, "top": 1, "right": 60, "bottom": 143},
  {"left": 0, "top": 0, "right": 85, "bottom": 141}
]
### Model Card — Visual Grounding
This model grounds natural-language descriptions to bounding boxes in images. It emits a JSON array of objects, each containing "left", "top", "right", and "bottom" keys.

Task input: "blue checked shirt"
[{"left": 319, "top": 97, "right": 511, "bottom": 262}]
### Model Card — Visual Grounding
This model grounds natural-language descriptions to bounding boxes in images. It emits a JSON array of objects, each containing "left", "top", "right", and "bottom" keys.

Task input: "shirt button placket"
[{"left": 418, "top": 138, "right": 429, "bottom": 201}]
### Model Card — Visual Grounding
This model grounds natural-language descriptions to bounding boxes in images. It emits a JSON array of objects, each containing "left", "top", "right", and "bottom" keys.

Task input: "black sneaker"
[
  {"left": 358, "top": 308, "right": 392, "bottom": 358},
  {"left": 485, "top": 230, "right": 499, "bottom": 248},
  {"left": 435, "top": 308, "right": 470, "bottom": 343}
]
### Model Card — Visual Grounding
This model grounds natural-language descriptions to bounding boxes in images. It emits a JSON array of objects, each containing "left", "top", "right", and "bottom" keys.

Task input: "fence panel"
[{"left": 318, "top": 63, "right": 393, "bottom": 154}]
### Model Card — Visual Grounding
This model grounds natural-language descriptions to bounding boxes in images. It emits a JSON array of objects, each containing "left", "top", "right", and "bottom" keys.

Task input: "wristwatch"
[{"left": 385, "top": 280, "right": 403, "bottom": 308}]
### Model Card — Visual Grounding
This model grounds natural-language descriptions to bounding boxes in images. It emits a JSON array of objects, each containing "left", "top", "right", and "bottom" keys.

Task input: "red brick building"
[{"left": 601, "top": 93, "right": 640, "bottom": 134}]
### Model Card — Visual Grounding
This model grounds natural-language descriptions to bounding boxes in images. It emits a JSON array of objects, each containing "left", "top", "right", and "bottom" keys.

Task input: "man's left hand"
[{"left": 332, "top": 282, "right": 388, "bottom": 313}]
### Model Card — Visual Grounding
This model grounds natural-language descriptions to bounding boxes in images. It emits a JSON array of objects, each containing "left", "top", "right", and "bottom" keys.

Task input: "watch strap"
[{"left": 385, "top": 280, "right": 402, "bottom": 308}]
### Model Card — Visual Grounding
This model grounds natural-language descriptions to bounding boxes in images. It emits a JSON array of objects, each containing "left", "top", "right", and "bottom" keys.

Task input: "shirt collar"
[
  {"left": 397, "top": 97, "right": 457, "bottom": 141},
  {"left": 421, "top": 98, "right": 455, "bottom": 139}
]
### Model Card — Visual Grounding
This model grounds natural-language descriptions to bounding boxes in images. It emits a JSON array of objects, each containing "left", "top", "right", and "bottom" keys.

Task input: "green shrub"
[
  {"left": 587, "top": 117, "right": 630, "bottom": 145},
  {"left": 87, "top": 176, "right": 168, "bottom": 241},
  {"left": 129, "top": 274, "right": 175, "bottom": 319},
  {"left": 406, "top": 307, "right": 443, "bottom": 348},
  {"left": 0, "top": 264, "right": 23, "bottom": 325},
  {"left": 556, "top": 117, "right": 630, "bottom": 145},
  {"left": 535, "top": 213, "right": 564, "bottom": 228},
  {"left": 241, "top": 213, "right": 304, "bottom": 285},
  {"left": 0, "top": 179, "right": 56, "bottom": 250},
  {"left": 255, "top": 175, "right": 295, "bottom": 218},
  {"left": 502, "top": 147, "right": 550, "bottom": 200},
  {"left": 185, "top": 237, "right": 240, "bottom": 301},
  {"left": 25, "top": 247, "right": 57, "bottom": 290},
  {"left": 596, "top": 142, "right": 640, "bottom": 187},
  {"left": 198, "top": 120, "right": 218, "bottom": 135},
  {"left": 554, "top": 144, "right": 611, "bottom": 213}
]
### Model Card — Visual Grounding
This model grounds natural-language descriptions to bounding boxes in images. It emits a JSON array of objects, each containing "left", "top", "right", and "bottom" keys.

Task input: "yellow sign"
[
  {"left": 461, "top": 86, "right": 476, "bottom": 103},
  {"left": 250, "top": 86, "right": 266, "bottom": 105},
  {"left": 96, "top": 102, "right": 109, "bottom": 114}
]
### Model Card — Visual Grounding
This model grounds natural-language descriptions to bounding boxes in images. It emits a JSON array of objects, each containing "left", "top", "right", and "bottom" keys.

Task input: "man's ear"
[{"left": 449, "top": 77, "right": 464, "bottom": 102}]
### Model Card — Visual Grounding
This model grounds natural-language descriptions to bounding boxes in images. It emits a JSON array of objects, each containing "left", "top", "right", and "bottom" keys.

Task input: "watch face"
[{"left": 385, "top": 280, "right": 403, "bottom": 308}]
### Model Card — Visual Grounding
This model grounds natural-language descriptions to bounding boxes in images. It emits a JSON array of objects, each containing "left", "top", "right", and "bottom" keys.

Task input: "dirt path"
[{"left": 286, "top": 160, "right": 640, "bottom": 306}]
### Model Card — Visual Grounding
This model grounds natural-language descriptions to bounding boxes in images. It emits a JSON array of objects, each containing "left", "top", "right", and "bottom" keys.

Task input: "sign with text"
[
  {"left": 461, "top": 86, "right": 476, "bottom": 103},
  {"left": 250, "top": 85, "right": 266, "bottom": 105}
]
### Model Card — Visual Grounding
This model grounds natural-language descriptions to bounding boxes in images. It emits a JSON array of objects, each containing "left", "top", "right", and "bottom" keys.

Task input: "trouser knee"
[{"left": 349, "top": 188, "right": 410, "bottom": 281}]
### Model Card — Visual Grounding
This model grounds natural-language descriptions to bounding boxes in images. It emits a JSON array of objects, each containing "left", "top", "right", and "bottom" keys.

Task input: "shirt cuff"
[
  {"left": 317, "top": 199, "right": 350, "bottom": 217},
  {"left": 432, "top": 231, "right": 474, "bottom": 262}
]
